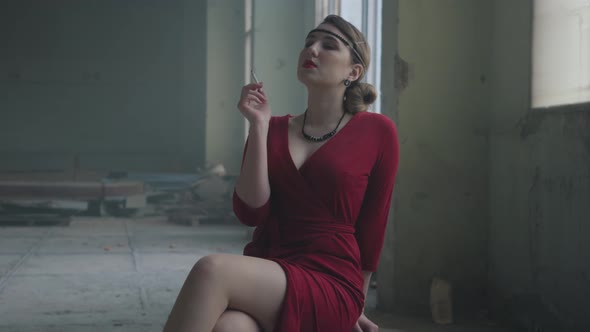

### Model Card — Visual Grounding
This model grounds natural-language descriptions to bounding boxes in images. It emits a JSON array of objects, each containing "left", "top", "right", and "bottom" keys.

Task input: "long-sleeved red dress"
[{"left": 233, "top": 111, "right": 399, "bottom": 332}]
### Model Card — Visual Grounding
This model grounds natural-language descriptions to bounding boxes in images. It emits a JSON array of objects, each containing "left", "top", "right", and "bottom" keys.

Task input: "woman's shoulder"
[
  {"left": 354, "top": 111, "right": 397, "bottom": 135},
  {"left": 267, "top": 114, "right": 293, "bottom": 135},
  {"left": 269, "top": 114, "right": 292, "bottom": 125},
  {"left": 270, "top": 114, "right": 297, "bottom": 130},
  {"left": 355, "top": 112, "right": 399, "bottom": 158}
]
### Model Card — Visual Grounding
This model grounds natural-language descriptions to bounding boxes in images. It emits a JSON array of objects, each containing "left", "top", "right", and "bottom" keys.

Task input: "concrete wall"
[
  {"left": 0, "top": 0, "right": 207, "bottom": 172},
  {"left": 379, "top": 0, "right": 492, "bottom": 314},
  {"left": 488, "top": 1, "right": 590, "bottom": 330}
]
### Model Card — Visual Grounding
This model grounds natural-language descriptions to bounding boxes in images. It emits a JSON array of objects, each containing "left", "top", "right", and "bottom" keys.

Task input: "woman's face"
[{"left": 297, "top": 23, "right": 359, "bottom": 88}]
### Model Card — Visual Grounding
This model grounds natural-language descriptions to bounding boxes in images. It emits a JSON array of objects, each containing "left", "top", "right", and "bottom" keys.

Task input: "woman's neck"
[{"left": 305, "top": 86, "right": 346, "bottom": 128}]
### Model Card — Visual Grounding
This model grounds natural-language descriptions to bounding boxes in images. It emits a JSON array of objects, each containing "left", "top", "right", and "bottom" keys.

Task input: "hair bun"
[
  {"left": 344, "top": 82, "right": 378, "bottom": 113},
  {"left": 360, "top": 83, "right": 377, "bottom": 105}
]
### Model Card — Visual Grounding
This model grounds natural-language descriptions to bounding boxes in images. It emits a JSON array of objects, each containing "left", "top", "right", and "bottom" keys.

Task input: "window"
[
  {"left": 317, "top": 0, "right": 383, "bottom": 113},
  {"left": 532, "top": 0, "right": 590, "bottom": 108}
]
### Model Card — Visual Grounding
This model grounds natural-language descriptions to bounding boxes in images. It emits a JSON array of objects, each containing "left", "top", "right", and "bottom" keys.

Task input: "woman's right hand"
[{"left": 237, "top": 82, "right": 271, "bottom": 125}]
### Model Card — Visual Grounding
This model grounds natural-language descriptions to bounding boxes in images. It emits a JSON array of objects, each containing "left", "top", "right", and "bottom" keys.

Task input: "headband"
[{"left": 307, "top": 28, "right": 367, "bottom": 69}]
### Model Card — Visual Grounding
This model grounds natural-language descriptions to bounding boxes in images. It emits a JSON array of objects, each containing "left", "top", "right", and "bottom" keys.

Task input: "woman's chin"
[
  {"left": 297, "top": 76, "right": 310, "bottom": 86},
  {"left": 297, "top": 73, "right": 321, "bottom": 87}
]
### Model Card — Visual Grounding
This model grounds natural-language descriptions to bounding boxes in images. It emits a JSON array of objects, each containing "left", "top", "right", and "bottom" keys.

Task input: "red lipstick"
[{"left": 303, "top": 60, "right": 317, "bottom": 68}]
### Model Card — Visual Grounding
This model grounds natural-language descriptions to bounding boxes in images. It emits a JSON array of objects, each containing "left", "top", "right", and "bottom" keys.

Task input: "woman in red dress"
[{"left": 163, "top": 15, "right": 399, "bottom": 332}]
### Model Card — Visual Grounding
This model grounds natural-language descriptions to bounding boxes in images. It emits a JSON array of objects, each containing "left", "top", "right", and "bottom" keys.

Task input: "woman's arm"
[
  {"left": 354, "top": 117, "right": 399, "bottom": 271},
  {"left": 232, "top": 82, "right": 273, "bottom": 226},
  {"left": 362, "top": 271, "right": 372, "bottom": 301},
  {"left": 354, "top": 271, "right": 379, "bottom": 331},
  {"left": 353, "top": 117, "right": 399, "bottom": 331},
  {"left": 235, "top": 122, "right": 271, "bottom": 208}
]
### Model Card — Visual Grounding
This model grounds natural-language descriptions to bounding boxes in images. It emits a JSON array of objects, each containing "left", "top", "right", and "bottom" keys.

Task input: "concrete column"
[
  {"left": 206, "top": 0, "right": 246, "bottom": 174},
  {"left": 380, "top": 0, "right": 492, "bottom": 315},
  {"left": 377, "top": 0, "right": 399, "bottom": 313}
]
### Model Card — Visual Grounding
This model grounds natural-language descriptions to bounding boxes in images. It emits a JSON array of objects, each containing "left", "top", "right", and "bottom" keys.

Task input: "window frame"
[{"left": 317, "top": 0, "right": 383, "bottom": 114}]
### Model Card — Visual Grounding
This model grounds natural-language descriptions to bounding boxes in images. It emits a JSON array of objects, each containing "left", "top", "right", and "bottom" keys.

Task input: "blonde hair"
[{"left": 321, "top": 15, "right": 377, "bottom": 114}]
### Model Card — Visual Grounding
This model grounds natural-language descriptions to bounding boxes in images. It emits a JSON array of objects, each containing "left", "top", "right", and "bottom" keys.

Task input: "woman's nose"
[{"left": 307, "top": 42, "right": 320, "bottom": 57}]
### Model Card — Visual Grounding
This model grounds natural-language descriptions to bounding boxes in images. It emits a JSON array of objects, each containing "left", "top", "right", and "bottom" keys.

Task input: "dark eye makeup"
[{"left": 304, "top": 36, "right": 339, "bottom": 50}]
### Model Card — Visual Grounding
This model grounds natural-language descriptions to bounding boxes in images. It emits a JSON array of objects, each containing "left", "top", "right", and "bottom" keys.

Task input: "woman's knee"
[
  {"left": 190, "top": 254, "right": 227, "bottom": 281},
  {"left": 212, "top": 310, "right": 261, "bottom": 332}
]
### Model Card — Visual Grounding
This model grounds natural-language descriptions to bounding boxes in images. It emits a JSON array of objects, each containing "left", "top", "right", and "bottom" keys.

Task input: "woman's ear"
[{"left": 347, "top": 63, "right": 363, "bottom": 82}]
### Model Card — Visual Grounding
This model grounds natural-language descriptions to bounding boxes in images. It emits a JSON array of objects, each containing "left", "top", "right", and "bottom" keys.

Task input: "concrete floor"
[{"left": 0, "top": 217, "right": 509, "bottom": 332}]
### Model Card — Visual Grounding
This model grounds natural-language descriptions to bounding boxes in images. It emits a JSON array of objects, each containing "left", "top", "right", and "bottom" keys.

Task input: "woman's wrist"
[{"left": 249, "top": 120, "right": 270, "bottom": 133}]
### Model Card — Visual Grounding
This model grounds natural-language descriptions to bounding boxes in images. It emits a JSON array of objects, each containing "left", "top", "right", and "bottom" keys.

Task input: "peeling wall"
[
  {"left": 0, "top": 0, "right": 207, "bottom": 172},
  {"left": 489, "top": 1, "right": 590, "bottom": 330},
  {"left": 379, "top": 0, "right": 492, "bottom": 314}
]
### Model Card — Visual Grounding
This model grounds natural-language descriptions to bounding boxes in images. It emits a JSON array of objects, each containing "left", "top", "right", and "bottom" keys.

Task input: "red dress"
[{"left": 233, "top": 111, "right": 399, "bottom": 332}]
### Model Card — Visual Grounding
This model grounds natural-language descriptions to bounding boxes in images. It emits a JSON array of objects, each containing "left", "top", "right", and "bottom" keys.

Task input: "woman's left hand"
[{"left": 352, "top": 312, "right": 379, "bottom": 332}]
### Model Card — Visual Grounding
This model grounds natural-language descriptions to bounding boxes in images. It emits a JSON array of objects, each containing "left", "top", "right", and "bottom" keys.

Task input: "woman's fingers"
[
  {"left": 245, "top": 94, "right": 264, "bottom": 105},
  {"left": 351, "top": 322, "right": 363, "bottom": 332},
  {"left": 249, "top": 90, "right": 266, "bottom": 103},
  {"left": 240, "top": 84, "right": 264, "bottom": 103},
  {"left": 242, "top": 82, "right": 263, "bottom": 93},
  {"left": 237, "top": 82, "right": 270, "bottom": 124},
  {"left": 239, "top": 88, "right": 266, "bottom": 106}
]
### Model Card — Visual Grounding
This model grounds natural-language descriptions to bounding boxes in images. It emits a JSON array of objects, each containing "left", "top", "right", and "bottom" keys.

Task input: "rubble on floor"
[{"left": 0, "top": 164, "right": 237, "bottom": 227}]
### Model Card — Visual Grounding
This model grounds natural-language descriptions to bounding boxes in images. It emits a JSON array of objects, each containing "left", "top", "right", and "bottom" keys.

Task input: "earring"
[{"left": 344, "top": 79, "right": 351, "bottom": 87}]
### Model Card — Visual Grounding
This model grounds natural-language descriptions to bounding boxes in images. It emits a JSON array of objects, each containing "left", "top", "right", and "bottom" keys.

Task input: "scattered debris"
[
  {"left": 0, "top": 176, "right": 145, "bottom": 225},
  {"left": 167, "top": 207, "right": 203, "bottom": 226},
  {"left": 0, "top": 199, "right": 88, "bottom": 212},
  {"left": 106, "top": 163, "right": 237, "bottom": 226},
  {"left": 0, "top": 163, "right": 237, "bottom": 226}
]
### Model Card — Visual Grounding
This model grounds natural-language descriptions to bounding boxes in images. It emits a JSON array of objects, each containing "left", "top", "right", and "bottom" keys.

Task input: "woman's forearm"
[
  {"left": 235, "top": 122, "right": 271, "bottom": 208},
  {"left": 362, "top": 271, "right": 372, "bottom": 305}
]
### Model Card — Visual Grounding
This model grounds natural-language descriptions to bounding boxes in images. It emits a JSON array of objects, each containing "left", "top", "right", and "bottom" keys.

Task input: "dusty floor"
[{"left": 0, "top": 217, "right": 509, "bottom": 332}]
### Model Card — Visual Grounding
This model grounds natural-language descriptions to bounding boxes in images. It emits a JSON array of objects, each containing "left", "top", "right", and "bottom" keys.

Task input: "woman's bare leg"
[
  {"left": 212, "top": 310, "right": 262, "bottom": 332},
  {"left": 162, "top": 254, "right": 286, "bottom": 332}
]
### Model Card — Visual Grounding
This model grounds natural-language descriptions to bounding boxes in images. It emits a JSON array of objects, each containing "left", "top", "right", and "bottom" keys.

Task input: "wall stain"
[
  {"left": 394, "top": 53, "right": 409, "bottom": 92},
  {"left": 410, "top": 191, "right": 430, "bottom": 211},
  {"left": 528, "top": 166, "right": 541, "bottom": 287},
  {"left": 518, "top": 112, "right": 544, "bottom": 139},
  {"left": 583, "top": 136, "right": 590, "bottom": 157},
  {"left": 518, "top": 108, "right": 590, "bottom": 141}
]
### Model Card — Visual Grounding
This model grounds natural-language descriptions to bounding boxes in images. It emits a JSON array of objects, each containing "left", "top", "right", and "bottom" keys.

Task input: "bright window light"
[{"left": 532, "top": 0, "right": 590, "bottom": 108}]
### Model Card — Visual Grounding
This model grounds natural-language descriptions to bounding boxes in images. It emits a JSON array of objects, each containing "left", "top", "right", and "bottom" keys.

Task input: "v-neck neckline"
[{"left": 284, "top": 112, "right": 360, "bottom": 173}]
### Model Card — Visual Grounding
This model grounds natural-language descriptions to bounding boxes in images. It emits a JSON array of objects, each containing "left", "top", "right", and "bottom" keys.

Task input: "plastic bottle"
[{"left": 430, "top": 277, "right": 453, "bottom": 325}]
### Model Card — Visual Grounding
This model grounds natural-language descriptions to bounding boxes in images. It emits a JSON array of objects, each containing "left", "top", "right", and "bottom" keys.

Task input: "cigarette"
[{"left": 250, "top": 69, "right": 260, "bottom": 84}]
